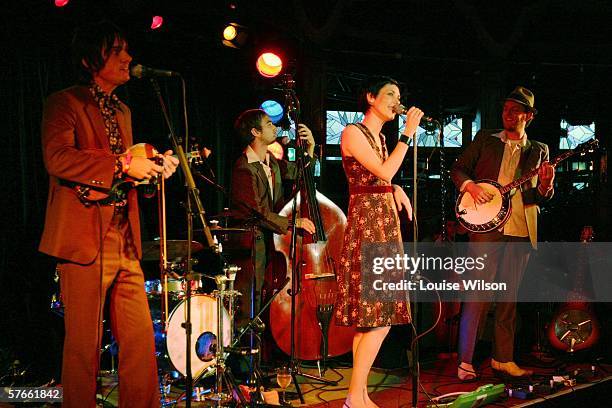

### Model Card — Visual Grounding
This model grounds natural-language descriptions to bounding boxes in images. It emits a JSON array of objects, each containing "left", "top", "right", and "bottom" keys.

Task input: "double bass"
[{"left": 269, "top": 85, "right": 355, "bottom": 362}]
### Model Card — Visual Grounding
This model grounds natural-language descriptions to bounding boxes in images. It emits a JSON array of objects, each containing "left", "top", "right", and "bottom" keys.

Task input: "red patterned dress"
[{"left": 335, "top": 123, "right": 411, "bottom": 328}]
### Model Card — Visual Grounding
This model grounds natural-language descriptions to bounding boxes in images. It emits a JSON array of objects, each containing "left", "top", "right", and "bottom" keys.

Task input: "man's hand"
[
  {"left": 296, "top": 217, "right": 316, "bottom": 234},
  {"left": 465, "top": 181, "right": 495, "bottom": 204},
  {"left": 392, "top": 184, "right": 413, "bottom": 221},
  {"left": 125, "top": 156, "right": 164, "bottom": 180},
  {"left": 297, "top": 124, "right": 316, "bottom": 157},
  {"left": 160, "top": 150, "right": 180, "bottom": 179},
  {"left": 538, "top": 161, "right": 555, "bottom": 191}
]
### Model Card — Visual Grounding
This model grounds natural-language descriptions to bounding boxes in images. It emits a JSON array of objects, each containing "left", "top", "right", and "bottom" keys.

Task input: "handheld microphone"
[
  {"left": 130, "top": 64, "right": 179, "bottom": 79},
  {"left": 393, "top": 104, "right": 434, "bottom": 123}
]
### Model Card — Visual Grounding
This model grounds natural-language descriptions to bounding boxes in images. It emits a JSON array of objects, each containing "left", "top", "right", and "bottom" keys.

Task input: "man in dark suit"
[
  {"left": 451, "top": 86, "right": 555, "bottom": 380},
  {"left": 39, "top": 21, "right": 178, "bottom": 407},
  {"left": 230, "top": 109, "right": 316, "bottom": 311}
]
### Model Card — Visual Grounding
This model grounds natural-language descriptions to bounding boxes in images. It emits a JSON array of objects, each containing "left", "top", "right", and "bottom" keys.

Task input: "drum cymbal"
[
  {"left": 195, "top": 226, "right": 249, "bottom": 234},
  {"left": 141, "top": 240, "right": 204, "bottom": 261},
  {"left": 210, "top": 209, "right": 236, "bottom": 219}
]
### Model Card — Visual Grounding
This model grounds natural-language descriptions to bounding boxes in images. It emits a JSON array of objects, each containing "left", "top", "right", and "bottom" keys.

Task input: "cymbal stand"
[{"left": 203, "top": 268, "right": 248, "bottom": 407}]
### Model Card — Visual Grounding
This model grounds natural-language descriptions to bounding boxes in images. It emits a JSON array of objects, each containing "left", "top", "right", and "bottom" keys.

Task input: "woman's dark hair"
[
  {"left": 72, "top": 20, "right": 127, "bottom": 84},
  {"left": 234, "top": 109, "right": 267, "bottom": 146},
  {"left": 357, "top": 75, "right": 401, "bottom": 114}
]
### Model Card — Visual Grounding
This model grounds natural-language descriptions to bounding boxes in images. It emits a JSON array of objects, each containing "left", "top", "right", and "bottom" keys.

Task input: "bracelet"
[
  {"left": 398, "top": 134, "right": 411, "bottom": 145},
  {"left": 121, "top": 150, "right": 132, "bottom": 173}
]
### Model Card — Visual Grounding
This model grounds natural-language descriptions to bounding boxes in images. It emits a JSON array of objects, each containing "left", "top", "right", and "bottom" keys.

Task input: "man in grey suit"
[{"left": 451, "top": 86, "right": 555, "bottom": 380}]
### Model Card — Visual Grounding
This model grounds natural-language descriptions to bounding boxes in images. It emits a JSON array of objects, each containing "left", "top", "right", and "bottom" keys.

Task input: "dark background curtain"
[{"left": 3, "top": 0, "right": 612, "bottom": 383}]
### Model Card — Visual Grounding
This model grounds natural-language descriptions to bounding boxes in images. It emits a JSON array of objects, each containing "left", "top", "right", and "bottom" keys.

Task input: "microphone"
[
  {"left": 393, "top": 104, "right": 434, "bottom": 123},
  {"left": 130, "top": 64, "right": 179, "bottom": 79}
]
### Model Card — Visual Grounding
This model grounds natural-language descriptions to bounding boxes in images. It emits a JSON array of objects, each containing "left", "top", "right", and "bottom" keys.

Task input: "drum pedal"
[{"left": 226, "top": 346, "right": 260, "bottom": 356}]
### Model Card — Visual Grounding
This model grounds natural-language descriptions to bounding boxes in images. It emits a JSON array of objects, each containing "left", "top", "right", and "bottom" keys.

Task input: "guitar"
[
  {"left": 71, "top": 143, "right": 204, "bottom": 205},
  {"left": 547, "top": 226, "right": 600, "bottom": 352},
  {"left": 455, "top": 138, "right": 598, "bottom": 233}
]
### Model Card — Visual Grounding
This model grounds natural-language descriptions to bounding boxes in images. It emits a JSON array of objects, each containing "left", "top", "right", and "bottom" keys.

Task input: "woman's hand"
[
  {"left": 401, "top": 106, "right": 424, "bottom": 139},
  {"left": 392, "top": 184, "right": 413, "bottom": 221}
]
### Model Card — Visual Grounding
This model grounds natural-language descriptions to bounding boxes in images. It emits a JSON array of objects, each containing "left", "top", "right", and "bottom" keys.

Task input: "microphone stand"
[
  {"left": 410, "top": 118, "right": 442, "bottom": 408},
  {"left": 149, "top": 78, "right": 217, "bottom": 408}
]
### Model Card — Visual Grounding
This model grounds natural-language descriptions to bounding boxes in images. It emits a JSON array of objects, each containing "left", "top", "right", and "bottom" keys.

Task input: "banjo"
[{"left": 455, "top": 138, "right": 598, "bottom": 233}]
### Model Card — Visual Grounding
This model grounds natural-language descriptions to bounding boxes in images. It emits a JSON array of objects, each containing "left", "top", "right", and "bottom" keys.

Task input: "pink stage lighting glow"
[
  {"left": 55, "top": 0, "right": 69, "bottom": 7},
  {"left": 151, "top": 16, "right": 164, "bottom": 30}
]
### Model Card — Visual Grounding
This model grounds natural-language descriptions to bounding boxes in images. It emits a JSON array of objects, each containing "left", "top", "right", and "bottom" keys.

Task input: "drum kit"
[
  {"left": 141, "top": 214, "right": 263, "bottom": 406},
  {"left": 50, "top": 211, "right": 262, "bottom": 406}
]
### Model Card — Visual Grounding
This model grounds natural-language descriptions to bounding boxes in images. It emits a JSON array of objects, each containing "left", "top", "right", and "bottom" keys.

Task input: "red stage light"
[
  {"left": 55, "top": 0, "right": 69, "bottom": 7},
  {"left": 151, "top": 16, "right": 164, "bottom": 30},
  {"left": 256, "top": 52, "right": 283, "bottom": 78}
]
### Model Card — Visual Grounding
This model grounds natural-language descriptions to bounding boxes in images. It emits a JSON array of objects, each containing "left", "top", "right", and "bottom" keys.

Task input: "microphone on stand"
[
  {"left": 130, "top": 64, "right": 180, "bottom": 79},
  {"left": 392, "top": 104, "right": 435, "bottom": 123}
]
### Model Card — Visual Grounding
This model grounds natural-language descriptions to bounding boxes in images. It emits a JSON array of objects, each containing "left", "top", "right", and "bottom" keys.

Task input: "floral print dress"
[{"left": 335, "top": 123, "right": 411, "bottom": 328}]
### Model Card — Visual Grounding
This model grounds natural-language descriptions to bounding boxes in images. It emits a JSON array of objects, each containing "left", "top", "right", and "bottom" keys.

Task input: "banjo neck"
[{"left": 498, "top": 142, "right": 596, "bottom": 195}]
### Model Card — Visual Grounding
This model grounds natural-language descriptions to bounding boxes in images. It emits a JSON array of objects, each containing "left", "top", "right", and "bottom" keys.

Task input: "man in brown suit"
[
  {"left": 230, "top": 109, "right": 316, "bottom": 312},
  {"left": 451, "top": 86, "right": 555, "bottom": 381},
  {"left": 39, "top": 21, "right": 178, "bottom": 407}
]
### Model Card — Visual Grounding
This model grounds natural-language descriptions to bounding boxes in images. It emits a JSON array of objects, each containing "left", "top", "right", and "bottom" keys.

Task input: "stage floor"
[{"left": 94, "top": 356, "right": 612, "bottom": 407}]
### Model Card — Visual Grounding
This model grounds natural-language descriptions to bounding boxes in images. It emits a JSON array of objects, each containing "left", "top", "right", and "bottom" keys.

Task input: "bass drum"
[{"left": 161, "top": 294, "right": 231, "bottom": 377}]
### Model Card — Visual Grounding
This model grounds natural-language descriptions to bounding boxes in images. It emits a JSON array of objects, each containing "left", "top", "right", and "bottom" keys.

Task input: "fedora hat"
[{"left": 505, "top": 86, "right": 537, "bottom": 114}]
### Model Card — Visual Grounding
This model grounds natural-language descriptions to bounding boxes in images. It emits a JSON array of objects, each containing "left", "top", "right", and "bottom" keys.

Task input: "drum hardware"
[
  {"left": 141, "top": 239, "right": 205, "bottom": 262},
  {"left": 228, "top": 276, "right": 291, "bottom": 406},
  {"left": 201, "top": 264, "right": 249, "bottom": 407}
]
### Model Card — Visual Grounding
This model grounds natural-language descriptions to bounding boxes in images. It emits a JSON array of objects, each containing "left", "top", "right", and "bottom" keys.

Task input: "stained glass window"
[
  {"left": 398, "top": 115, "right": 463, "bottom": 147},
  {"left": 559, "top": 119, "right": 595, "bottom": 150},
  {"left": 277, "top": 122, "right": 296, "bottom": 141},
  {"left": 326, "top": 111, "right": 365, "bottom": 145},
  {"left": 472, "top": 111, "right": 481, "bottom": 140}
]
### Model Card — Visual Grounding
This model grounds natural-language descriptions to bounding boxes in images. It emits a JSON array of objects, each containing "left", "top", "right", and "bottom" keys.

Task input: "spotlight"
[
  {"left": 54, "top": 0, "right": 69, "bottom": 7},
  {"left": 256, "top": 52, "right": 283, "bottom": 78},
  {"left": 151, "top": 15, "right": 164, "bottom": 30},
  {"left": 222, "top": 23, "right": 248, "bottom": 48},
  {"left": 223, "top": 25, "right": 237, "bottom": 41},
  {"left": 260, "top": 100, "right": 284, "bottom": 123}
]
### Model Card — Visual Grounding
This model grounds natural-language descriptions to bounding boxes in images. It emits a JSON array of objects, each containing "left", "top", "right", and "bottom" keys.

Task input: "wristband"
[{"left": 398, "top": 134, "right": 411, "bottom": 145}]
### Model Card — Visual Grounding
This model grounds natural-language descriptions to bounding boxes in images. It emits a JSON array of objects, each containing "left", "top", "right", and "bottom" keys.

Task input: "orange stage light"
[{"left": 256, "top": 52, "right": 283, "bottom": 78}]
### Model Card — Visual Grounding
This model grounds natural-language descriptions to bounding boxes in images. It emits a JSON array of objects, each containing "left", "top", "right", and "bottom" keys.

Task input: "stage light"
[
  {"left": 256, "top": 52, "right": 283, "bottom": 78},
  {"left": 151, "top": 15, "right": 164, "bottom": 30},
  {"left": 223, "top": 25, "right": 237, "bottom": 41},
  {"left": 260, "top": 100, "right": 284, "bottom": 123},
  {"left": 55, "top": 0, "right": 69, "bottom": 7},
  {"left": 222, "top": 23, "right": 248, "bottom": 48},
  {"left": 267, "top": 141, "right": 284, "bottom": 160}
]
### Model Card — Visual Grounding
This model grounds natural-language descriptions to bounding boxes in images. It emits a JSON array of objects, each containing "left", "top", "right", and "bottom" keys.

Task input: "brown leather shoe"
[{"left": 491, "top": 358, "right": 533, "bottom": 377}]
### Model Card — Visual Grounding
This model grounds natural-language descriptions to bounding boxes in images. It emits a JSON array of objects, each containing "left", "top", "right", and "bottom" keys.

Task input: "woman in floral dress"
[{"left": 336, "top": 76, "right": 423, "bottom": 408}]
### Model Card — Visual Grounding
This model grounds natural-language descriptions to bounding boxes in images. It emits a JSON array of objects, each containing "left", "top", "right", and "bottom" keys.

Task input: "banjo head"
[{"left": 457, "top": 181, "right": 508, "bottom": 232}]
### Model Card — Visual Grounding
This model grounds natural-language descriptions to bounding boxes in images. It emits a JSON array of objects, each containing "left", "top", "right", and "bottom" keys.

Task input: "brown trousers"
[
  {"left": 458, "top": 231, "right": 531, "bottom": 363},
  {"left": 59, "top": 213, "right": 159, "bottom": 408}
]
